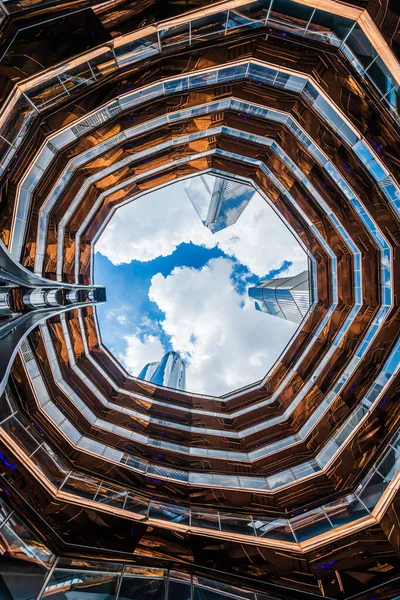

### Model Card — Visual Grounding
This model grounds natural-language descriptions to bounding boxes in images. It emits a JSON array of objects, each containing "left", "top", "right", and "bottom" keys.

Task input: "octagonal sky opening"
[{"left": 94, "top": 175, "right": 310, "bottom": 396}]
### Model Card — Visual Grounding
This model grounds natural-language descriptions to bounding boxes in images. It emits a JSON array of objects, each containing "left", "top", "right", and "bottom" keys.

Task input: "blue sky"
[
  {"left": 95, "top": 242, "right": 230, "bottom": 355},
  {"left": 94, "top": 177, "right": 307, "bottom": 395},
  {"left": 95, "top": 243, "right": 291, "bottom": 362}
]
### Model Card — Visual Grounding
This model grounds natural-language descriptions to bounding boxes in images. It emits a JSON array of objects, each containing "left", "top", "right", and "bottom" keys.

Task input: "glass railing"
[
  {"left": 0, "top": 501, "right": 312, "bottom": 600},
  {"left": 62, "top": 123, "right": 326, "bottom": 287},
  {"left": 21, "top": 84, "right": 389, "bottom": 294},
  {"left": 0, "top": 495, "right": 55, "bottom": 600},
  {"left": 7, "top": 70, "right": 400, "bottom": 264},
  {"left": 8, "top": 100, "right": 391, "bottom": 445},
  {"left": 1, "top": 0, "right": 92, "bottom": 13},
  {"left": 52, "top": 299, "right": 380, "bottom": 464},
  {"left": 1, "top": 382, "right": 399, "bottom": 549},
  {"left": 41, "top": 559, "right": 266, "bottom": 600},
  {"left": 0, "top": 0, "right": 397, "bottom": 171},
  {"left": 53, "top": 127, "right": 322, "bottom": 284},
  {"left": 0, "top": 494, "right": 301, "bottom": 600},
  {"left": 80, "top": 159, "right": 389, "bottom": 421},
  {"left": 68, "top": 148, "right": 389, "bottom": 459},
  {"left": 0, "top": 296, "right": 105, "bottom": 399},
  {"left": 17, "top": 94, "right": 390, "bottom": 400},
  {"left": 14, "top": 31, "right": 390, "bottom": 443},
  {"left": 70, "top": 96, "right": 389, "bottom": 407},
  {"left": 20, "top": 331, "right": 400, "bottom": 492}
]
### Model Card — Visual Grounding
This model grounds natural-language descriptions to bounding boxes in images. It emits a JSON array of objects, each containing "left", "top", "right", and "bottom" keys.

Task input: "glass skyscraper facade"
[
  {"left": 249, "top": 271, "right": 311, "bottom": 323},
  {"left": 137, "top": 361, "right": 159, "bottom": 382},
  {"left": 184, "top": 175, "right": 255, "bottom": 233},
  {"left": 0, "top": 1, "right": 398, "bottom": 598},
  {"left": 138, "top": 351, "right": 186, "bottom": 390}
]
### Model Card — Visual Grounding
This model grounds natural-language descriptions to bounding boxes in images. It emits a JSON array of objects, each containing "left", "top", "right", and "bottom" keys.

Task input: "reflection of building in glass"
[
  {"left": 184, "top": 175, "right": 254, "bottom": 233},
  {"left": 249, "top": 271, "right": 310, "bottom": 323},
  {"left": 138, "top": 351, "right": 186, "bottom": 390}
]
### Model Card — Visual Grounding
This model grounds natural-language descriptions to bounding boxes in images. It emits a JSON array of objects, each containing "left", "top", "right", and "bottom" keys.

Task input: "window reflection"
[{"left": 45, "top": 569, "right": 118, "bottom": 599}]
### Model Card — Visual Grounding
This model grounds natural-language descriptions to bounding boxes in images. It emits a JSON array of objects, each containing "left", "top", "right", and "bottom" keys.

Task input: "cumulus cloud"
[
  {"left": 95, "top": 179, "right": 307, "bottom": 277},
  {"left": 147, "top": 257, "right": 297, "bottom": 395},
  {"left": 98, "top": 178, "right": 308, "bottom": 394},
  {"left": 95, "top": 184, "right": 212, "bottom": 265},
  {"left": 117, "top": 333, "right": 164, "bottom": 376},
  {"left": 214, "top": 194, "right": 307, "bottom": 277}
]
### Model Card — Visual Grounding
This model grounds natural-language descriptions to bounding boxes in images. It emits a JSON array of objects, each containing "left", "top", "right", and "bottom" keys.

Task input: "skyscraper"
[
  {"left": 249, "top": 270, "right": 311, "bottom": 323},
  {"left": 0, "top": 1, "right": 398, "bottom": 598},
  {"left": 137, "top": 361, "right": 159, "bottom": 382},
  {"left": 138, "top": 351, "right": 186, "bottom": 390},
  {"left": 184, "top": 175, "right": 255, "bottom": 233}
]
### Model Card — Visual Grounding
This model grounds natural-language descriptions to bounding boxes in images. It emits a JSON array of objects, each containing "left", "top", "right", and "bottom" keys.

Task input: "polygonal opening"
[{"left": 94, "top": 175, "right": 310, "bottom": 396}]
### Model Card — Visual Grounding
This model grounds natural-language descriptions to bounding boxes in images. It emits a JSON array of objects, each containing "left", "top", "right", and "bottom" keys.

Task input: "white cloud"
[
  {"left": 95, "top": 184, "right": 213, "bottom": 265},
  {"left": 213, "top": 193, "right": 307, "bottom": 277},
  {"left": 147, "top": 257, "right": 297, "bottom": 395},
  {"left": 117, "top": 333, "right": 164, "bottom": 376},
  {"left": 98, "top": 178, "right": 308, "bottom": 395},
  {"left": 95, "top": 179, "right": 308, "bottom": 277},
  {"left": 105, "top": 304, "right": 131, "bottom": 324}
]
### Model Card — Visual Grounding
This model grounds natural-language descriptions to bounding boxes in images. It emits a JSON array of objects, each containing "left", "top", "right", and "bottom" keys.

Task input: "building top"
[
  {"left": 184, "top": 175, "right": 255, "bottom": 233},
  {"left": 249, "top": 270, "right": 310, "bottom": 324},
  {"left": 138, "top": 350, "right": 186, "bottom": 390}
]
